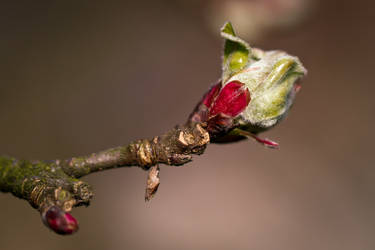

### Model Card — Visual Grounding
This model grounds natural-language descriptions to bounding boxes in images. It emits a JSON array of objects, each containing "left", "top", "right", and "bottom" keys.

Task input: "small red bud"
[
  {"left": 209, "top": 81, "right": 250, "bottom": 118},
  {"left": 42, "top": 206, "right": 79, "bottom": 235},
  {"left": 202, "top": 82, "right": 221, "bottom": 107},
  {"left": 189, "top": 81, "right": 252, "bottom": 140},
  {"left": 188, "top": 82, "right": 221, "bottom": 123}
]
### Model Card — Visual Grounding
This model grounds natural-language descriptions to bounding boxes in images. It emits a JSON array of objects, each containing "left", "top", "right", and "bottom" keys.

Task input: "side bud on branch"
[
  {"left": 190, "top": 22, "right": 307, "bottom": 147},
  {"left": 42, "top": 206, "right": 79, "bottom": 235}
]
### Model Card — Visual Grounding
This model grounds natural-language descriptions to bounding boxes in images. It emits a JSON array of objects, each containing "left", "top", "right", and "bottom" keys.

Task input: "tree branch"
[
  {"left": 0, "top": 22, "right": 307, "bottom": 235},
  {"left": 60, "top": 123, "right": 209, "bottom": 178},
  {"left": 0, "top": 122, "right": 209, "bottom": 234}
]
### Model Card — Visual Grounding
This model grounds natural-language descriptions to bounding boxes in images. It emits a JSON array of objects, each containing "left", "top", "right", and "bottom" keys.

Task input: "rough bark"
[{"left": 0, "top": 123, "right": 209, "bottom": 233}]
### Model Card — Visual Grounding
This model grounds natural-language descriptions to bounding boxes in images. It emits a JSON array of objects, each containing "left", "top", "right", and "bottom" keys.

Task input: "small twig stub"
[{"left": 145, "top": 165, "right": 160, "bottom": 202}]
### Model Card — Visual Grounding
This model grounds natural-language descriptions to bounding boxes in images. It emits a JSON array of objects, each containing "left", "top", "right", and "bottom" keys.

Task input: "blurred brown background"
[{"left": 1, "top": 0, "right": 374, "bottom": 249}]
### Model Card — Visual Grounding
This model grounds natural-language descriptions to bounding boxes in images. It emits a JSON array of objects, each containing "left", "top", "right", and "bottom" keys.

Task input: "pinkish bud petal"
[
  {"left": 236, "top": 129, "right": 279, "bottom": 149},
  {"left": 42, "top": 206, "right": 78, "bottom": 235},
  {"left": 188, "top": 82, "right": 221, "bottom": 123},
  {"left": 209, "top": 81, "right": 250, "bottom": 118},
  {"left": 202, "top": 82, "right": 221, "bottom": 107},
  {"left": 252, "top": 136, "right": 279, "bottom": 149}
]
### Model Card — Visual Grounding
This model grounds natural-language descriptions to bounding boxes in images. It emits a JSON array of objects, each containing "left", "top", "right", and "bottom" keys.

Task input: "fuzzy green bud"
[
  {"left": 227, "top": 50, "right": 306, "bottom": 131},
  {"left": 189, "top": 22, "right": 307, "bottom": 147}
]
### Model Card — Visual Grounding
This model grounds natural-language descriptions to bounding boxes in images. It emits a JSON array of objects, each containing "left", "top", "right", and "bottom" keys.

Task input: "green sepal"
[{"left": 221, "top": 22, "right": 252, "bottom": 82}]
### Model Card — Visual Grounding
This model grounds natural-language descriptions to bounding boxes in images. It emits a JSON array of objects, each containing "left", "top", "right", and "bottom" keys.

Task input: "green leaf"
[{"left": 221, "top": 22, "right": 252, "bottom": 82}]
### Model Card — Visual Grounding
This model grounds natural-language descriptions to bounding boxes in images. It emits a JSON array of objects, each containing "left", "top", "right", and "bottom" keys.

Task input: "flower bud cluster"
[{"left": 190, "top": 22, "right": 306, "bottom": 146}]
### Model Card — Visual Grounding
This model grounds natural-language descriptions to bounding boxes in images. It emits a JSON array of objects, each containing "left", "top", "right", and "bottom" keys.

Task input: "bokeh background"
[{"left": 1, "top": 0, "right": 374, "bottom": 249}]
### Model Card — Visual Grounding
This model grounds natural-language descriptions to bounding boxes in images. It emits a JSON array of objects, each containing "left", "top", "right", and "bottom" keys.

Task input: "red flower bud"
[
  {"left": 208, "top": 81, "right": 250, "bottom": 118},
  {"left": 42, "top": 206, "right": 78, "bottom": 235},
  {"left": 190, "top": 22, "right": 307, "bottom": 147},
  {"left": 189, "top": 81, "right": 221, "bottom": 124},
  {"left": 190, "top": 81, "right": 250, "bottom": 140},
  {"left": 202, "top": 81, "right": 221, "bottom": 107}
]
